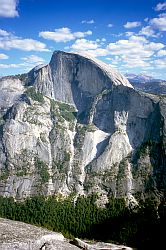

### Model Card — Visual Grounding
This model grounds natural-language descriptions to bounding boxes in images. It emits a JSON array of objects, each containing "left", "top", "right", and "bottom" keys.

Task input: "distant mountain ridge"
[
  {"left": 125, "top": 73, "right": 166, "bottom": 95},
  {"left": 125, "top": 73, "right": 163, "bottom": 83}
]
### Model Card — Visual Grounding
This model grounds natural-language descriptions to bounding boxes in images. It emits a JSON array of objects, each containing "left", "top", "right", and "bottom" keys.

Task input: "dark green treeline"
[{"left": 0, "top": 194, "right": 166, "bottom": 249}]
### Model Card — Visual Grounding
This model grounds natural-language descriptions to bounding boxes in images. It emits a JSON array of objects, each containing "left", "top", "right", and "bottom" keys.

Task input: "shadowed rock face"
[{"left": 0, "top": 51, "right": 166, "bottom": 205}]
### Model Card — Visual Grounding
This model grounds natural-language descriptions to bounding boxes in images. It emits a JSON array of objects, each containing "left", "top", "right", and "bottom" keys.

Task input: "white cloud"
[
  {"left": 19, "top": 55, "right": 46, "bottom": 72},
  {"left": 0, "top": 53, "right": 9, "bottom": 59},
  {"left": 0, "top": 0, "right": 19, "bottom": 18},
  {"left": 70, "top": 38, "right": 99, "bottom": 50},
  {"left": 124, "top": 21, "right": 141, "bottom": 29},
  {"left": 139, "top": 26, "right": 158, "bottom": 37},
  {"left": 74, "top": 31, "right": 92, "bottom": 38},
  {"left": 155, "top": 2, "right": 166, "bottom": 11},
  {"left": 69, "top": 38, "right": 109, "bottom": 57},
  {"left": 0, "top": 63, "right": 19, "bottom": 68},
  {"left": 84, "top": 48, "right": 109, "bottom": 57},
  {"left": 108, "top": 23, "right": 113, "bottom": 28},
  {"left": 107, "top": 54, "right": 151, "bottom": 69},
  {"left": 21, "top": 55, "right": 45, "bottom": 64},
  {"left": 139, "top": 13, "right": 166, "bottom": 36},
  {"left": 107, "top": 35, "right": 164, "bottom": 68},
  {"left": 145, "top": 42, "right": 164, "bottom": 51},
  {"left": 123, "top": 59, "right": 151, "bottom": 68},
  {"left": 0, "top": 55, "right": 45, "bottom": 71},
  {"left": 153, "top": 58, "right": 166, "bottom": 68},
  {"left": 107, "top": 35, "right": 164, "bottom": 56},
  {"left": 111, "top": 33, "right": 123, "bottom": 38},
  {"left": 125, "top": 31, "right": 135, "bottom": 37},
  {"left": 0, "top": 29, "right": 49, "bottom": 51},
  {"left": 0, "top": 29, "right": 10, "bottom": 36},
  {"left": 157, "top": 49, "right": 166, "bottom": 56},
  {"left": 81, "top": 19, "right": 94, "bottom": 24},
  {"left": 109, "top": 64, "right": 117, "bottom": 68},
  {"left": 150, "top": 13, "right": 166, "bottom": 31},
  {"left": 144, "top": 18, "right": 149, "bottom": 22},
  {"left": 39, "top": 27, "right": 92, "bottom": 42},
  {"left": 101, "top": 38, "right": 106, "bottom": 42},
  {"left": 69, "top": 33, "right": 165, "bottom": 66},
  {"left": 0, "top": 38, "right": 49, "bottom": 51},
  {"left": 106, "top": 55, "right": 121, "bottom": 63},
  {"left": 96, "top": 38, "right": 106, "bottom": 43}
]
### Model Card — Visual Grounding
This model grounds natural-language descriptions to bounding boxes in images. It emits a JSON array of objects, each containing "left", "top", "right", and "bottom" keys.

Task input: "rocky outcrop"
[
  {"left": 0, "top": 218, "right": 79, "bottom": 250},
  {"left": 0, "top": 51, "right": 166, "bottom": 205},
  {"left": 72, "top": 238, "right": 133, "bottom": 250},
  {"left": 0, "top": 218, "right": 134, "bottom": 250}
]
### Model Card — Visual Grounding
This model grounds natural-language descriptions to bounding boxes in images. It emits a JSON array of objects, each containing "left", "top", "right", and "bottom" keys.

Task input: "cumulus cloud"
[
  {"left": 0, "top": 53, "right": 9, "bottom": 59},
  {"left": 157, "top": 49, "right": 166, "bottom": 56},
  {"left": 19, "top": 55, "right": 46, "bottom": 71},
  {"left": 70, "top": 38, "right": 99, "bottom": 50},
  {"left": 21, "top": 55, "right": 45, "bottom": 64},
  {"left": 139, "top": 26, "right": 158, "bottom": 37},
  {"left": 81, "top": 19, "right": 94, "bottom": 24},
  {"left": 0, "top": 29, "right": 49, "bottom": 51},
  {"left": 0, "top": 63, "right": 19, "bottom": 68},
  {"left": 138, "top": 13, "right": 166, "bottom": 37},
  {"left": 0, "top": 0, "right": 19, "bottom": 18},
  {"left": 0, "top": 38, "right": 49, "bottom": 51},
  {"left": 107, "top": 55, "right": 151, "bottom": 69},
  {"left": 107, "top": 35, "right": 164, "bottom": 55},
  {"left": 124, "top": 21, "right": 141, "bottom": 29},
  {"left": 84, "top": 48, "right": 109, "bottom": 57},
  {"left": 149, "top": 13, "right": 166, "bottom": 31},
  {"left": 155, "top": 2, "right": 166, "bottom": 11},
  {"left": 0, "top": 54, "right": 46, "bottom": 71},
  {"left": 125, "top": 31, "right": 135, "bottom": 37},
  {"left": 0, "top": 29, "right": 10, "bottom": 36},
  {"left": 123, "top": 59, "right": 151, "bottom": 68},
  {"left": 69, "top": 38, "right": 109, "bottom": 57},
  {"left": 68, "top": 31, "right": 165, "bottom": 68},
  {"left": 107, "top": 35, "right": 164, "bottom": 68},
  {"left": 39, "top": 27, "right": 92, "bottom": 42},
  {"left": 153, "top": 58, "right": 166, "bottom": 68}
]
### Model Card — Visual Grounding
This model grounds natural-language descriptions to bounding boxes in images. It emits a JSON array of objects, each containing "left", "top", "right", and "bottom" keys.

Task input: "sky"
[{"left": 0, "top": 0, "right": 166, "bottom": 79}]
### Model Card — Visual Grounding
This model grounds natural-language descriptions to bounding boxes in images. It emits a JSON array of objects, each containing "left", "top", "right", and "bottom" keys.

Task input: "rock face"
[
  {"left": 0, "top": 218, "right": 134, "bottom": 250},
  {"left": 0, "top": 218, "right": 79, "bottom": 250},
  {"left": 0, "top": 51, "right": 166, "bottom": 204},
  {"left": 72, "top": 238, "right": 134, "bottom": 250}
]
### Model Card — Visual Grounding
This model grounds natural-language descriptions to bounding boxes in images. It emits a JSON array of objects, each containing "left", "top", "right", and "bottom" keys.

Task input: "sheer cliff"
[{"left": 0, "top": 51, "right": 166, "bottom": 205}]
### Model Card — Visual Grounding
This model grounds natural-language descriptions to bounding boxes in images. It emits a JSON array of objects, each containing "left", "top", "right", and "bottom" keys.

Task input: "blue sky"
[{"left": 0, "top": 0, "right": 166, "bottom": 79}]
